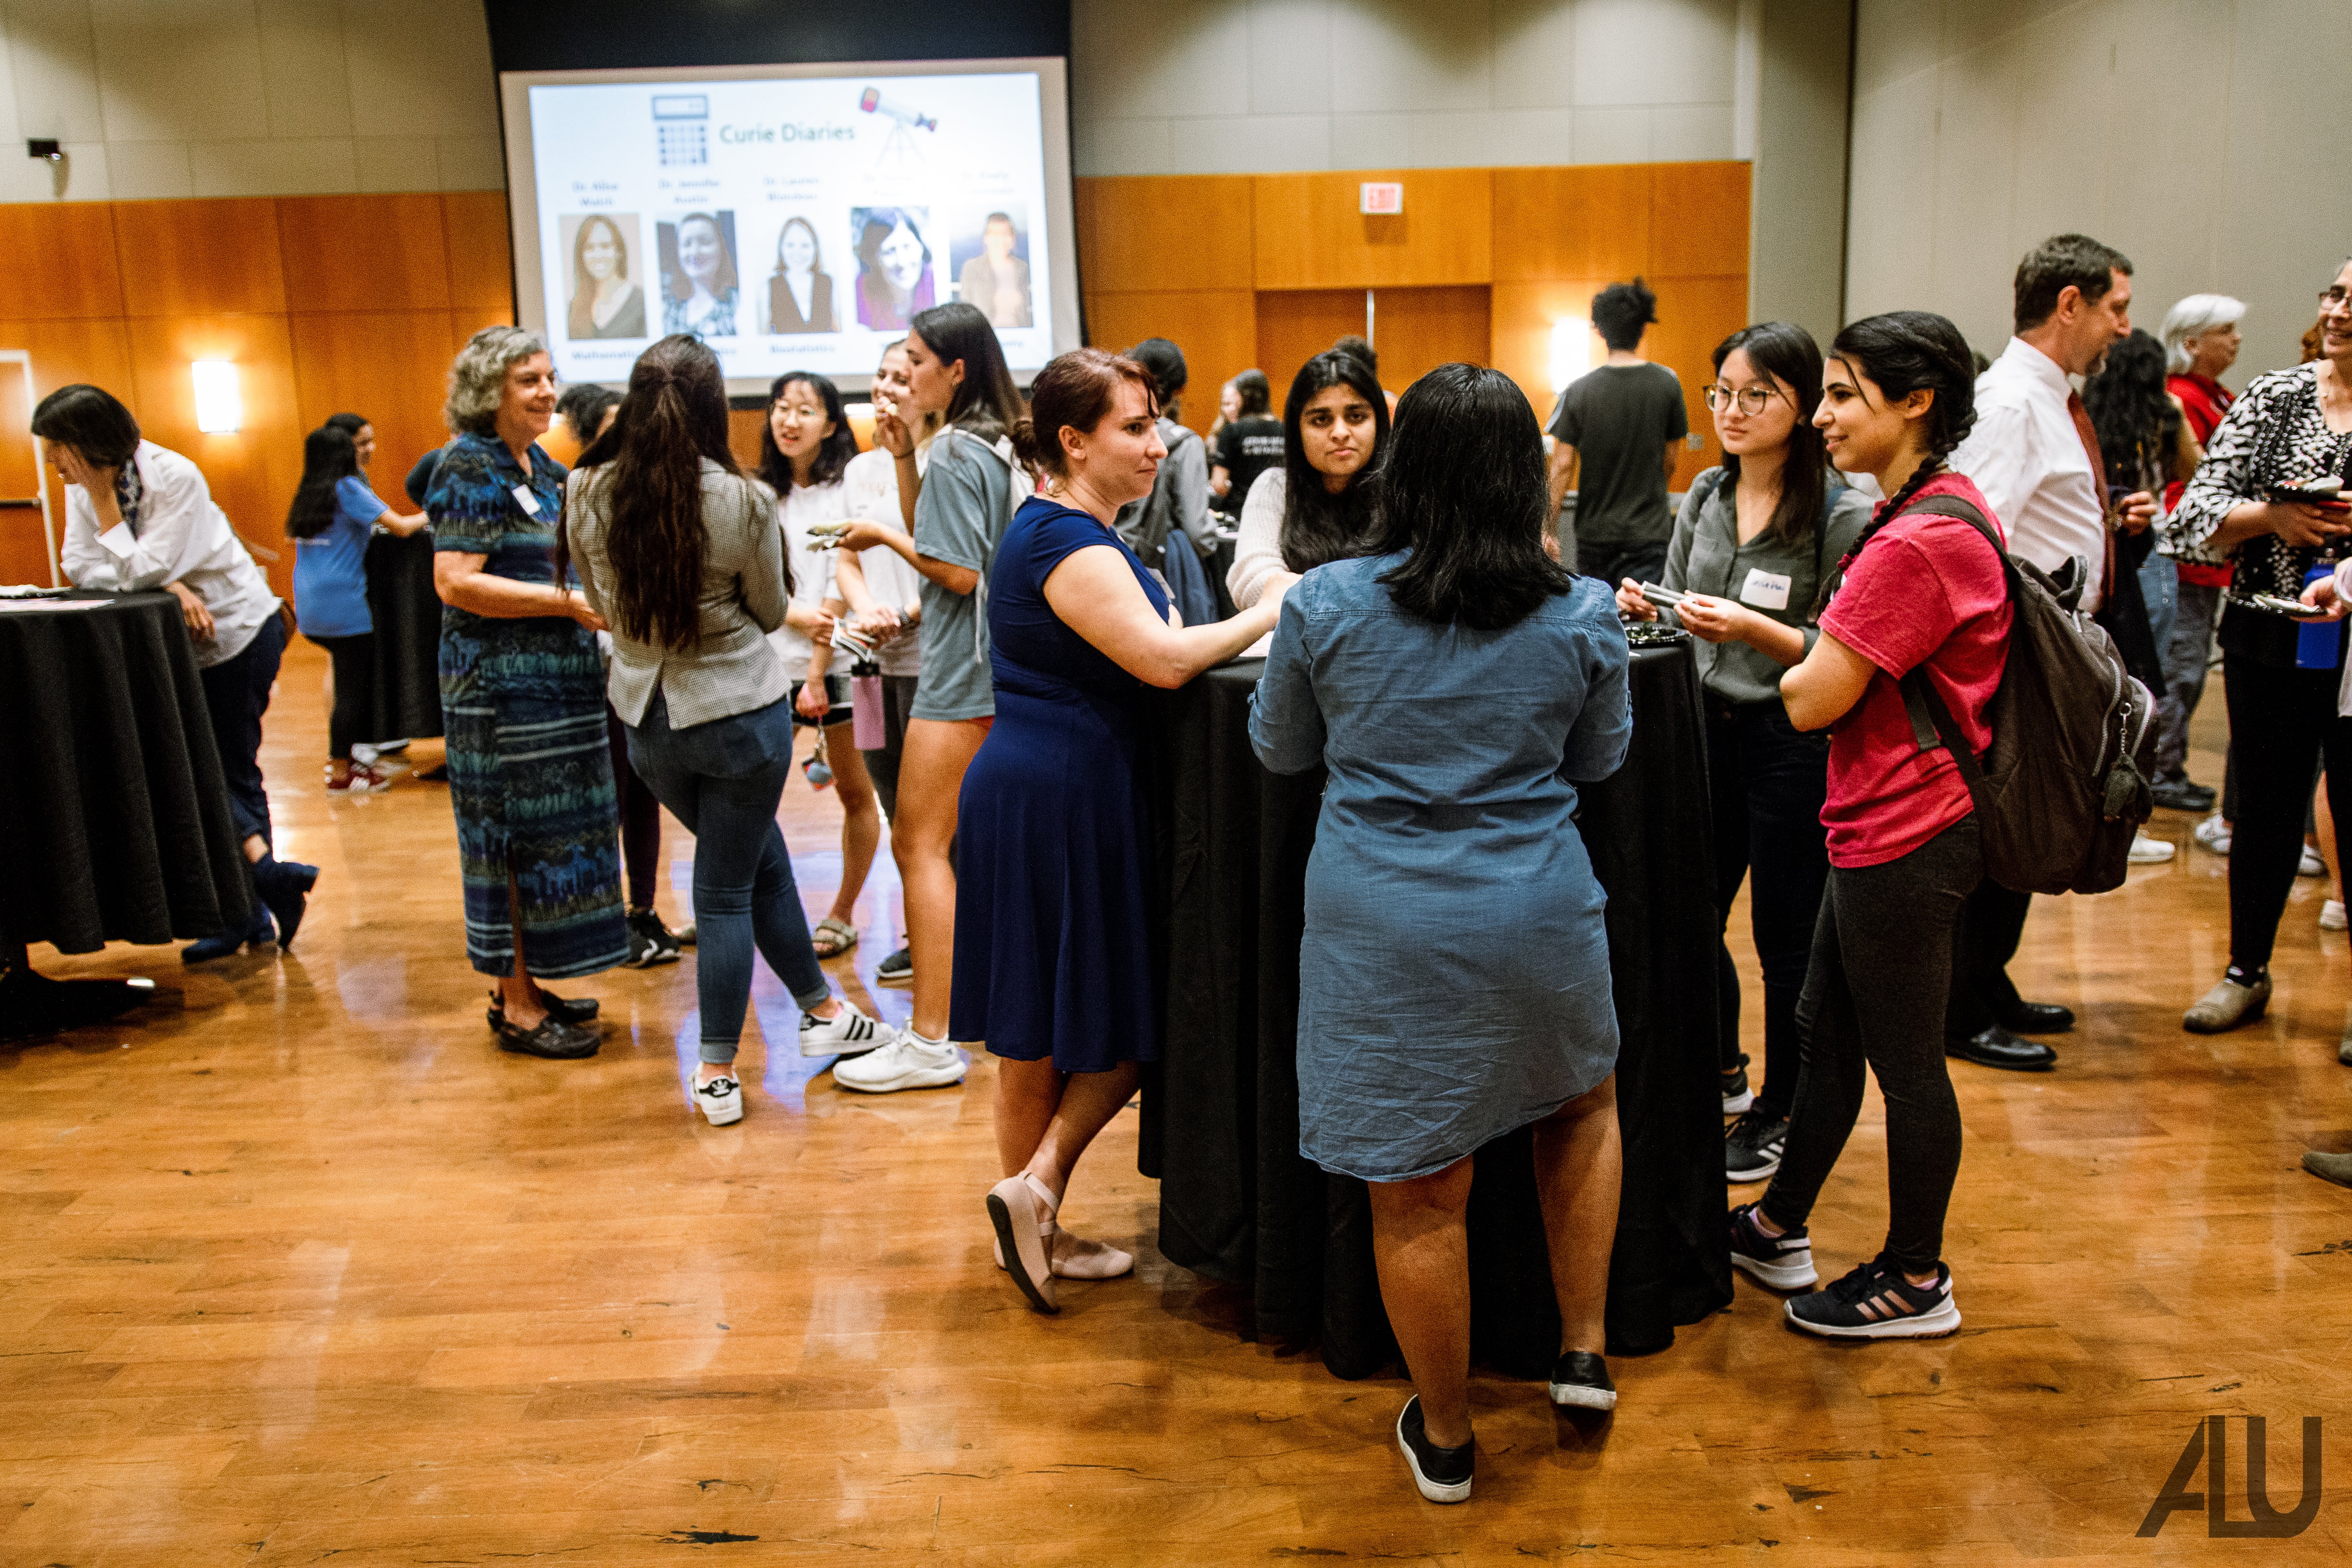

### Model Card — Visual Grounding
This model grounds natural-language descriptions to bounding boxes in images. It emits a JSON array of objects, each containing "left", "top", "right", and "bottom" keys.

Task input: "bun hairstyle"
[
  {"left": 1279, "top": 348, "right": 1390, "bottom": 573},
  {"left": 1011, "top": 348, "right": 1158, "bottom": 480},
  {"left": 558, "top": 334, "right": 746, "bottom": 651},
  {"left": 1808, "top": 310, "right": 1981, "bottom": 616},
  {"left": 1363, "top": 363, "right": 1573, "bottom": 631}
]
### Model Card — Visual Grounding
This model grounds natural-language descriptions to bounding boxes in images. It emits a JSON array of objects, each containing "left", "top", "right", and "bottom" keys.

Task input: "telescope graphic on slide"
[{"left": 860, "top": 86, "right": 935, "bottom": 175}]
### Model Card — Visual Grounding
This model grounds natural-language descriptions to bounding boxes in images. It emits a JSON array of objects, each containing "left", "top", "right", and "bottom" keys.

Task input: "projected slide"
[{"left": 505, "top": 64, "right": 1072, "bottom": 390}]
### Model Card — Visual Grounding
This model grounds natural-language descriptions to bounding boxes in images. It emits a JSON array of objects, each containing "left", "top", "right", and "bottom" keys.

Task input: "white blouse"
[
  {"left": 58, "top": 441, "right": 279, "bottom": 668},
  {"left": 1225, "top": 466, "right": 1288, "bottom": 611}
]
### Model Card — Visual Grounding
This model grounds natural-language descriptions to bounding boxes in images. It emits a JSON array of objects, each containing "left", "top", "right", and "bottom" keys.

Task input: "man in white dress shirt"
[{"left": 1944, "top": 233, "right": 2160, "bottom": 1072}]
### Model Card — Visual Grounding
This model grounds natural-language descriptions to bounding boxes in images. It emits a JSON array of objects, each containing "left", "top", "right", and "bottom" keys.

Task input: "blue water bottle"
[{"left": 2297, "top": 564, "right": 2346, "bottom": 669}]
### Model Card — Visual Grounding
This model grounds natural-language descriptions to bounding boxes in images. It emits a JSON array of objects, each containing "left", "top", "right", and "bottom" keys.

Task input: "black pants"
[
  {"left": 307, "top": 631, "right": 376, "bottom": 761},
  {"left": 198, "top": 611, "right": 284, "bottom": 849},
  {"left": 1707, "top": 698, "right": 1831, "bottom": 1121},
  {"left": 860, "top": 674, "right": 922, "bottom": 824},
  {"left": 1577, "top": 537, "right": 1668, "bottom": 592},
  {"left": 1942, "top": 881, "right": 2032, "bottom": 1038},
  {"left": 606, "top": 705, "right": 661, "bottom": 913},
  {"left": 2221, "top": 654, "right": 2352, "bottom": 970},
  {"left": 1764, "top": 815, "right": 1979, "bottom": 1275}
]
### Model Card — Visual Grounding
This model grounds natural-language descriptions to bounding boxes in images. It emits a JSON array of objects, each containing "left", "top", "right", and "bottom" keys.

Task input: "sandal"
[{"left": 812, "top": 916, "right": 858, "bottom": 958}]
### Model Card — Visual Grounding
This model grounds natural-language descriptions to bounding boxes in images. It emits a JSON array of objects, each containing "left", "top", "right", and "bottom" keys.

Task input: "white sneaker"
[
  {"left": 2193, "top": 815, "right": 2231, "bottom": 855},
  {"left": 798, "top": 1002, "right": 894, "bottom": 1059},
  {"left": 831, "top": 1033, "right": 968, "bottom": 1093},
  {"left": 2323, "top": 900, "right": 2348, "bottom": 932},
  {"left": 691, "top": 1073, "right": 743, "bottom": 1126},
  {"left": 2128, "top": 832, "right": 2176, "bottom": 864},
  {"left": 2300, "top": 845, "right": 2327, "bottom": 877}
]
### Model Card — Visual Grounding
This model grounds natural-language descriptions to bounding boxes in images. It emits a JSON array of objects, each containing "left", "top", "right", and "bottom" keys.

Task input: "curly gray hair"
[{"left": 444, "top": 325, "right": 548, "bottom": 435}]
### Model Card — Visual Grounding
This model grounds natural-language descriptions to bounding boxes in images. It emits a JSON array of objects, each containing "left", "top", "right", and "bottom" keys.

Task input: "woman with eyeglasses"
[
  {"left": 2167, "top": 260, "right": 2352, "bottom": 1042},
  {"left": 1619, "top": 324, "right": 1871, "bottom": 1186}
]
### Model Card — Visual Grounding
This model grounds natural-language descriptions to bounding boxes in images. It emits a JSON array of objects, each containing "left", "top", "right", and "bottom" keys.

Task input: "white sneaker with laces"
[
  {"left": 2128, "top": 832, "right": 2176, "bottom": 864},
  {"left": 2299, "top": 845, "right": 2327, "bottom": 877},
  {"left": 798, "top": 1002, "right": 894, "bottom": 1058},
  {"left": 2324, "top": 899, "right": 2348, "bottom": 932},
  {"left": 692, "top": 1073, "right": 743, "bottom": 1126},
  {"left": 832, "top": 1033, "right": 968, "bottom": 1093},
  {"left": 2193, "top": 815, "right": 2231, "bottom": 855}
]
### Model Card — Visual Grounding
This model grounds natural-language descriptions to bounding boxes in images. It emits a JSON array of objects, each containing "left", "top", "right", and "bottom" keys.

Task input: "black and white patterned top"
[{"left": 2165, "top": 364, "right": 2352, "bottom": 603}]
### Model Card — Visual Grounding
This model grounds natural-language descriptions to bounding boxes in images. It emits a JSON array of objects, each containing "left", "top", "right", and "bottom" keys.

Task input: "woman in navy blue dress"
[{"left": 953, "top": 349, "right": 1292, "bottom": 1314}]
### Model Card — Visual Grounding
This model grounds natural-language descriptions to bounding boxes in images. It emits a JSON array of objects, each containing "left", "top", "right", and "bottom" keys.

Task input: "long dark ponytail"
[
  {"left": 1807, "top": 311, "right": 1980, "bottom": 616},
  {"left": 1713, "top": 321, "right": 1830, "bottom": 546},
  {"left": 1279, "top": 349, "right": 1389, "bottom": 573},
  {"left": 910, "top": 301, "right": 1026, "bottom": 451},
  {"left": 562, "top": 334, "right": 741, "bottom": 652},
  {"left": 286, "top": 424, "right": 360, "bottom": 539}
]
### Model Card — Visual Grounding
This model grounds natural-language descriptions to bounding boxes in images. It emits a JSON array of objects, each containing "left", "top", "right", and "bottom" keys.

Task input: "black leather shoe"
[
  {"left": 494, "top": 1014, "right": 601, "bottom": 1060},
  {"left": 2150, "top": 778, "right": 2216, "bottom": 812},
  {"left": 486, "top": 989, "right": 600, "bottom": 1029},
  {"left": 1994, "top": 1000, "right": 2074, "bottom": 1034},
  {"left": 1947, "top": 1026, "right": 2057, "bottom": 1071}
]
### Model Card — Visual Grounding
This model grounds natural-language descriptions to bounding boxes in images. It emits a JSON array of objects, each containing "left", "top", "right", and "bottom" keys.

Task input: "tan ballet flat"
[{"left": 986, "top": 1173, "right": 1058, "bottom": 1314}]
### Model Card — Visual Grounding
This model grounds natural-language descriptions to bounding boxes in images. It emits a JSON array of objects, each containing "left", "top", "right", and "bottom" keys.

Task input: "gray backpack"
[{"left": 1893, "top": 496, "right": 2156, "bottom": 896}]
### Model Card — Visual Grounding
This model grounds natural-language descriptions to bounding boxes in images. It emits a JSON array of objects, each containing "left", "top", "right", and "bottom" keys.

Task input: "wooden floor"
[{"left": 8, "top": 637, "right": 2352, "bottom": 1566}]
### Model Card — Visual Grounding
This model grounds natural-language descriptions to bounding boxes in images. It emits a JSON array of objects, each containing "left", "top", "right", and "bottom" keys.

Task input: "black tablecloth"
[
  {"left": 1146, "top": 637, "right": 1732, "bottom": 1374},
  {"left": 364, "top": 531, "right": 444, "bottom": 740},
  {"left": 0, "top": 592, "right": 253, "bottom": 952}
]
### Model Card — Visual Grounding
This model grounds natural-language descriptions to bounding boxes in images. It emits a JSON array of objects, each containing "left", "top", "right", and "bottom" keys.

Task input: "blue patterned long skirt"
[{"left": 439, "top": 611, "right": 629, "bottom": 980}]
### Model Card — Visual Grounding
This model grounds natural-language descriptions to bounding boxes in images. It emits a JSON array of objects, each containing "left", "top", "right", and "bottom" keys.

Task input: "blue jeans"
[
  {"left": 2138, "top": 550, "right": 2178, "bottom": 685},
  {"left": 625, "top": 691, "right": 830, "bottom": 1063}
]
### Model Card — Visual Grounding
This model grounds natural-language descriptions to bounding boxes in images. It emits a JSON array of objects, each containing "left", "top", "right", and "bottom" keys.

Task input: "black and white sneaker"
[
  {"left": 691, "top": 1073, "right": 744, "bottom": 1126},
  {"left": 1547, "top": 1351, "right": 1616, "bottom": 1412},
  {"left": 1395, "top": 1397, "right": 1473, "bottom": 1504},
  {"left": 1727, "top": 1201, "right": 1817, "bottom": 1289},
  {"left": 623, "top": 910, "right": 683, "bottom": 968},
  {"left": 1725, "top": 1112, "right": 1788, "bottom": 1183},
  {"left": 876, "top": 946, "right": 913, "bottom": 989},
  {"left": 1785, "top": 1256, "right": 1960, "bottom": 1340},
  {"left": 1721, "top": 1055, "right": 1754, "bottom": 1114},
  {"left": 798, "top": 1003, "right": 893, "bottom": 1058}
]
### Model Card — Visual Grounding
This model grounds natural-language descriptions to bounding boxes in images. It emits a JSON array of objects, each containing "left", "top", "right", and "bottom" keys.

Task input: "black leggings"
[
  {"left": 1763, "top": 815, "right": 1980, "bottom": 1275},
  {"left": 607, "top": 705, "right": 661, "bottom": 912},
  {"left": 2221, "top": 654, "right": 2352, "bottom": 970},
  {"left": 307, "top": 631, "right": 374, "bottom": 762}
]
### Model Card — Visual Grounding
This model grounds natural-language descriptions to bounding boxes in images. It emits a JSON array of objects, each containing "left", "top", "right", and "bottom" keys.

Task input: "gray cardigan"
[
  {"left": 1659, "top": 466, "right": 1873, "bottom": 707},
  {"left": 566, "top": 457, "right": 793, "bottom": 728}
]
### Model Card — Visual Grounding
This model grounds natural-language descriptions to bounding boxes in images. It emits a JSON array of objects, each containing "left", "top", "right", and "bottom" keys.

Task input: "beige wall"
[
  {"left": 0, "top": 0, "right": 501, "bottom": 201},
  {"left": 1071, "top": 0, "right": 1747, "bottom": 175},
  {"left": 1846, "top": 0, "right": 2352, "bottom": 382}
]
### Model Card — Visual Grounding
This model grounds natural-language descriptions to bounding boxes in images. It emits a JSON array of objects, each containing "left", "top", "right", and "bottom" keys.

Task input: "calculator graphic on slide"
[{"left": 652, "top": 95, "right": 709, "bottom": 166}]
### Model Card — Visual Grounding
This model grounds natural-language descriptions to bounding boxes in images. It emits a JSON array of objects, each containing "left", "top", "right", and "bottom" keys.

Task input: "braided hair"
[{"left": 1807, "top": 311, "right": 1980, "bottom": 618}]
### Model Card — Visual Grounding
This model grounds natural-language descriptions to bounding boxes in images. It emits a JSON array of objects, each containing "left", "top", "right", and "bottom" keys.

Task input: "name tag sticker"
[
  {"left": 512, "top": 484, "right": 542, "bottom": 517},
  {"left": 1740, "top": 568, "right": 1792, "bottom": 610}
]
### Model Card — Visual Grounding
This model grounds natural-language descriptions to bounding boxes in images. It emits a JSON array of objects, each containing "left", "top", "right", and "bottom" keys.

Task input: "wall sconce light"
[
  {"left": 192, "top": 361, "right": 241, "bottom": 433},
  {"left": 1548, "top": 319, "right": 1592, "bottom": 393}
]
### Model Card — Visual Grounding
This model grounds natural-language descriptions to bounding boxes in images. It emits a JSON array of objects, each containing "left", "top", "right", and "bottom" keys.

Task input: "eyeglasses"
[
  {"left": 1704, "top": 384, "right": 1784, "bottom": 415},
  {"left": 2321, "top": 286, "right": 2352, "bottom": 315}
]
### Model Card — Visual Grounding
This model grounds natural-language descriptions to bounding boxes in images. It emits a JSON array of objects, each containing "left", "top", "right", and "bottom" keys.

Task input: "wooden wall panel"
[
  {"left": 122, "top": 314, "right": 304, "bottom": 598},
  {"left": 0, "top": 203, "right": 125, "bottom": 319},
  {"left": 1082, "top": 288, "right": 1257, "bottom": 436},
  {"left": 1366, "top": 286, "right": 1491, "bottom": 394},
  {"left": 288, "top": 311, "right": 465, "bottom": 491},
  {"left": 442, "top": 191, "right": 516, "bottom": 315},
  {"left": 1489, "top": 279, "right": 1610, "bottom": 420},
  {"left": 1491, "top": 166, "right": 1652, "bottom": 284},
  {"left": 1650, "top": 163, "right": 1751, "bottom": 279},
  {"left": 1252, "top": 169, "right": 1491, "bottom": 291},
  {"left": 1076, "top": 176, "right": 1254, "bottom": 296},
  {"left": 278, "top": 194, "right": 452, "bottom": 314},
  {"left": 0, "top": 316, "right": 139, "bottom": 580},
  {"left": 1253, "top": 289, "right": 1372, "bottom": 407},
  {"left": 111, "top": 199, "right": 286, "bottom": 317},
  {"left": 1645, "top": 274, "right": 1751, "bottom": 487}
]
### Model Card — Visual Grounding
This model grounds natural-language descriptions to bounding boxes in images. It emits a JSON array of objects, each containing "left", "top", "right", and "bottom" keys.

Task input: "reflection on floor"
[{"left": 6, "top": 638, "right": 2351, "bottom": 1562}]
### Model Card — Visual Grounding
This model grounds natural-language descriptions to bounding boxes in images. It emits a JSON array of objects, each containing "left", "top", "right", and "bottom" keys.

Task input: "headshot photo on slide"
[
  {"left": 657, "top": 210, "right": 741, "bottom": 337},
  {"left": 851, "top": 206, "right": 933, "bottom": 332},
  {"left": 763, "top": 215, "right": 837, "bottom": 334},
  {"left": 563, "top": 213, "right": 647, "bottom": 340},
  {"left": 952, "top": 206, "right": 1032, "bottom": 329}
]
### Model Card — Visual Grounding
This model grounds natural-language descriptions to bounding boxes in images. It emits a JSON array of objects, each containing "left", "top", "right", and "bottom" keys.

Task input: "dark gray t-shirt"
[{"left": 1549, "top": 362, "right": 1688, "bottom": 545}]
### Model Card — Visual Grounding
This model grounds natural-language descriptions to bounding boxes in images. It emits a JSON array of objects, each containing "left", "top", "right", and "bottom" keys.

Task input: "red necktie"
[{"left": 2067, "top": 389, "right": 2116, "bottom": 601}]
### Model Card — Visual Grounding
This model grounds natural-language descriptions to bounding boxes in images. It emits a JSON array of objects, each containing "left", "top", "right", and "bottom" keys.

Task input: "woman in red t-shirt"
[{"left": 1725, "top": 311, "right": 2013, "bottom": 1340}]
